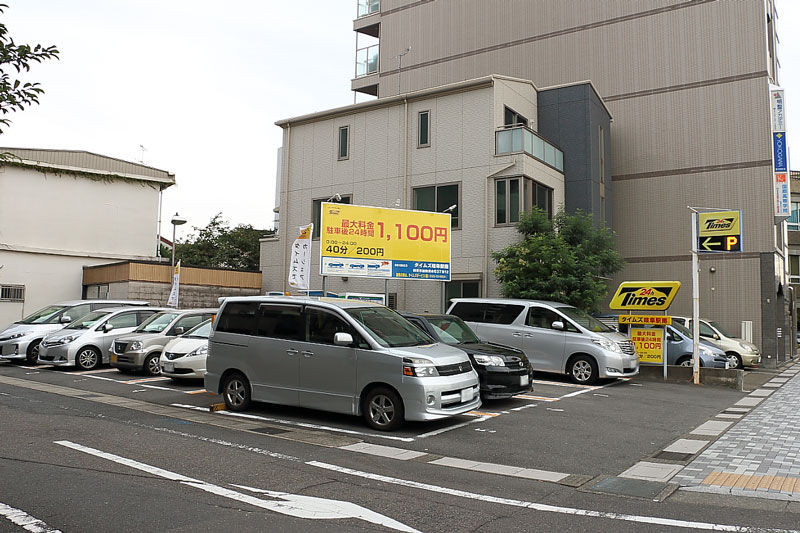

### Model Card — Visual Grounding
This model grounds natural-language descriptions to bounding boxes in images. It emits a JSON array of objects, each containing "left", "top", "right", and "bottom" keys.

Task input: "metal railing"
[
  {"left": 356, "top": 44, "right": 379, "bottom": 77},
  {"left": 495, "top": 126, "right": 564, "bottom": 172}
]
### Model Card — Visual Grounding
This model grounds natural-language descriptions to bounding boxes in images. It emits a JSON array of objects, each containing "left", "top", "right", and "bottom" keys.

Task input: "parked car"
[
  {"left": 400, "top": 312, "right": 533, "bottom": 399},
  {"left": 447, "top": 298, "right": 639, "bottom": 384},
  {"left": 671, "top": 317, "right": 760, "bottom": 369},
  {"left": 37, "top": 307, "right": 168, "bottom": 370},
  {"left": 110, "top": 308, "right": 217, "bottom": 375},
  {"left": 160, "top": 319, "right": 212, "bottom": 380},
  {"left": 205, "top": 296, "right": 481, "bottom": 431},
  {"left": 0, "top": 299, "right": 149, "bottom": 364},
  {"left": 640, "top": 323, "right": 728, "bottom": 368}
]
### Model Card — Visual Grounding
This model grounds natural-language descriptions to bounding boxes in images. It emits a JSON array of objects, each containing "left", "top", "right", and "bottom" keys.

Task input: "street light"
[{"left": 170, "top": 213, "right": 187, "bottom": 268}]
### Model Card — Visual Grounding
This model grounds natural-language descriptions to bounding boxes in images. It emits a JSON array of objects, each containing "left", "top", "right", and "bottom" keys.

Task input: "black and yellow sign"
[
  {"left": 609, "top": 281, "right": 681, "bottom": 311},
  {"left": 698, "top": 210, "right": 742, "bottom": 252},
  {"left": 630, "top": 327, "right": 664, "bottom": 364},
  {"left": 618, "top": 315, "right": 672, "bottom": 325}
]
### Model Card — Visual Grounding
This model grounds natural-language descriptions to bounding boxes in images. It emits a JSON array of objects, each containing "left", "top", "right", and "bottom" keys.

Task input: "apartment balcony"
[
  {"left": 495, "top": 126, "right": 564, "bottom": 172},
  {"left": 354, "top": 0, "right": 380, "bottom": 37},
  {"left": 352, "top": 43, "right": 379, "bottom": 96}
]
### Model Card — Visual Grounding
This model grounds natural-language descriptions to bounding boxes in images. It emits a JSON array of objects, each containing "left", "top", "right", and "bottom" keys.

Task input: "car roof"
[
  {"left": 92, "top": 306, "right": 170, "bottom": 314},
  {"left": 53, "top": 299, "right": 150, "bottom": 306},
  {"left": 450, "top": 297, "right": 570, "bottom": 308},
  {"left": 219, "top": 295, "right": 385, "bottom": 310}
]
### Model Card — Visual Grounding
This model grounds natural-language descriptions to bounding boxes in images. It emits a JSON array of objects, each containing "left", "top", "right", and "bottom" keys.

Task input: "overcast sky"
[{"left": 1, "top": 1, "right": 798, "bottom": 241}]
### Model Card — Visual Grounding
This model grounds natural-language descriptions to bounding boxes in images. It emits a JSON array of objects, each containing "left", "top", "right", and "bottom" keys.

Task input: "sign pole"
[{"left": 691, "top": 210, "right": 701, "bottom": 385}]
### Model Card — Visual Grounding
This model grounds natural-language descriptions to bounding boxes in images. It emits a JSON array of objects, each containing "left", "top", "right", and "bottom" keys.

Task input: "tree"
[
  {"left": 0, "top": 4, "right": 59, "bottom": 134},
  {"left": 163, "top": 213, "right": 273, "bottom": 271},
  {"left": 491, "top": 207, "right": 624, "bottom": 313}
]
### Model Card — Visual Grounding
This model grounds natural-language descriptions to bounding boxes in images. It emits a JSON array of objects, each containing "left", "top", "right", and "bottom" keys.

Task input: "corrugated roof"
[{"left": 0, "top": 147, "right": 175, "bottom": 186}]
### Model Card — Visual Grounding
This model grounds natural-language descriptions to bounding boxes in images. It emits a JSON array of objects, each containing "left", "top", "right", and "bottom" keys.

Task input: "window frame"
[
  {"left": 0, "top": 284, "right": 25, "bottom": 302},
  {"left": 337, "top": 125, "right": 350, "bottom": 161},
  {"left": 417, "top": 110, "right": 431, "bottom": 148},
  {"left": 312, "top": 194, "right": 353, "bottom": 239},
  {"left": 495, "top": 176, "right": 553, "bottom": 226},
  {"left": 504, "top": 106, "right": 528, "bottom": 128},
  {"left": 411, "top": 182, "right": 461, "bottom": 229}
]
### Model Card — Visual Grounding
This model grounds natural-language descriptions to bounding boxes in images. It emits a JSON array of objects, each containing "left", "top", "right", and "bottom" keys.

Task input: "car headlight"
[
  {"left": 187, "top": 345, "right": 208, "bottom": 358},
  {"left": 130, "top": 341, "right": 143, "bottom": 351},
  {"left": 472, "top": 354, "right": 505, "bottom": 366},
  {"left": 402, "top": 357, "right": 439, "bottom": 377},
  {"left": 58, "top": 335, "right": 79, "bottom": 345},
  {"left": 738, "top": 342, "right": 756, "bottom": 353},
  {"left": 7, "top": 332, "right": 26, "bottom": 340},
  {"left": 592, "top": 338, "right": 621, "bottom": 353}
]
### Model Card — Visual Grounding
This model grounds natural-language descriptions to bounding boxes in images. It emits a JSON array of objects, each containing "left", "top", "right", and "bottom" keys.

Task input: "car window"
[
  {"left": 346, "top": 307, "right": 434, "bottom": 348},
  {"left": 256, "top": 304, "right": 303, "bottom": 341},
  {"left": 692, "top": 320, "right": 717, "bottom": 338},
  {"left": 106, "top": 312, "right": 138, "bottom": 329},
  {"left": 135, "top": 312, "right": 180, "bottom": 333},
  {"left": 425, "top": 316, "right": 481, "bottom": 344},
  {"left": 449, "top": 302, "right": 524, "bottom": 324},
  {"left": 171, "top": 314, "right": 205, "bottom": 334},
  {"left": 708, "top": 321, "right": 734, "bottom": 338},
  {"left": 64, "top": 304, "right": 91, "bottom": 322},
  {"left": 306, "top": 307, "right": 352, "bottom": 345},
  {"left": 215, "top": 302, "right": 258, "bottom": 335},
  {"left": 527, "top": 307, "right": 564, "bottom": 330},
  {"left": 137, "top": 310, "right": 160, "bottom": 324},
  {"left": 185, "top": 320, "right": 212, "bottom": 339}
]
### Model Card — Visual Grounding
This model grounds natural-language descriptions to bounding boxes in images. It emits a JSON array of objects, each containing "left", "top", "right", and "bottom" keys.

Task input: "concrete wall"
[{"left": 89, "top": 281, "right": 260, "bottom": 309}]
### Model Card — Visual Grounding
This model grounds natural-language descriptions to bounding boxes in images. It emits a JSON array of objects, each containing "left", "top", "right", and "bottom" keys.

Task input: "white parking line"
[
  {"left": 307, "top": 461, "right": 796, "bottom": 532},
  {"left": 532, "top": 379, "right": 597, "bottom": 389},
  {"left": 558, "top": 378, "right": 628, "bottom": 400},
  {"left": 0, "top": 501, "right": 62, "bottom": 533}
]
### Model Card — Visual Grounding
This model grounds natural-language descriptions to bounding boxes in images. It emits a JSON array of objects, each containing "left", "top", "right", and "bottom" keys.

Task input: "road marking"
[
  {"left": 515, "top": 395, "right": 558, "bottom": 402},
  {"left": 532, "top": 379, "right": 597, "bottom": 389},
  {"left": 559, "top": 379, "right": 627, "bottom": 400},
  {"left": 54, "top": 441, "right": 418, "bottom": 533},
  {"left": 0, "top": 501, "right": 62, "bottom": 533},
  {"left": 73, "top": 368, "right": 118, "bottom": 375},
  {"left": 593, "top": 393, "right": 609, "bottom": 398},
  {"left": 185, "top": 389, "right": 208, "bottom": 395},
  {"left": 467, "top": 411, "right": 500, "bottom": 417},
  {"left": 121, "top": 377, "right": 171, "bottom": 384},
  {"left": 307, "top": 461, "right": 798, "bottom": 532},
  {"left": 546, "top": 408, "right": 564, "bottom": 412}
]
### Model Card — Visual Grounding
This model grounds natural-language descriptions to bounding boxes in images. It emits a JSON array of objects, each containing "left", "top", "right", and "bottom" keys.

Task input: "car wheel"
[
  {"left": 676, "top": 356, "right": 698, "bottom": 367},
  {"left": 363, "top": 387, "right": 404, "bottom": 431},
  {"left": 143, "top": 354, "right": 161, "bottom": 376},
  {"left": 222, "top": 373, "right": 251, "bottom": 411},
  {"left": 568, "top": 355, "right": 598, "bottom": 385},
  {"left": 25, "top": 340, "right": 41, "bottom": 364},
  {"left": 75, "top": 347, "right": 101, "bottom": 370},
  {"left": 726, "top": 352, "right": 743, "bottom": 369}
]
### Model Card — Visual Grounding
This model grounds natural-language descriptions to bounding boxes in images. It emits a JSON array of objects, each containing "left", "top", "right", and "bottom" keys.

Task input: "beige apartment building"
[{"left": 266, "top": 0, "right": 790, "bottom": 365}]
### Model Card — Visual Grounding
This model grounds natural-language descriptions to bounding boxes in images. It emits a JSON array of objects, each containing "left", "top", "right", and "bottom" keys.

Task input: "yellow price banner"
[{"left": 630, "top": 327, "right": 664, "bottom": 364}]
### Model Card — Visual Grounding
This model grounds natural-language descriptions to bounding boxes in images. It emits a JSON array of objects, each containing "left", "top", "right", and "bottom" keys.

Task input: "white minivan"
[{"left": 205, "top": 296, "right": 481, "bottom": 431}]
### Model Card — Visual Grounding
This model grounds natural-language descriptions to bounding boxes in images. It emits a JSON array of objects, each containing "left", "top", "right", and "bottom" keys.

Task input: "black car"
[{"left": 401, "top": 312, "right": 533, "bottom": 399}]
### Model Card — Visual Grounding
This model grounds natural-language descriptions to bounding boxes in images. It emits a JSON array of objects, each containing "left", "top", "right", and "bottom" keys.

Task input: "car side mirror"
[
  {"left": 713, "top": 334, "right": 720, "bottom": 340},
  {"left": 60, "top": 315, "right": 72, "bottom": 324},
  {"left": 103, "top": 323, "right": 114, "bottom": 333},
  {"left": 334, "top": 332, "right": 354, "bottom": 346},
  {"left": 174, "top": 327, "right": 185, "bottom": 335},
  {"left": 551, "top": 321, "right": 565, "bottom": 331}
]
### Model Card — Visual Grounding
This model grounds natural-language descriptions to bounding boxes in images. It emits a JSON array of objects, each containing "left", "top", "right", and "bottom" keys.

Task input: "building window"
[
  {"left": 357, "top": 0, "right": 380, "bottom": 17},
  {"left": 313, "top": 195, "right": 352, "bottom": 238},
  {"left": 338, "top": 126, "right": 350, "bottom": 160},
  {"left": 413, "top": 183, "right": 460, "bottom": 228},
  {"left": 504, "top": 106, "right": 527, "bottom": 127},
  {"left": 791, "top": 255, "right": 800, "bottom": 284},
  {"left": 495, "top": 177, "right": 553, "bottom": 225},
  {"left": 0, "top": 284, "right": 24, "bottom": 302},
  {"left": 418, "top": 110, "right": 431, "bottom": 147},
  {"left": 445, "top": 280, "right": 480, "bottom": 306},
  {"left": 789, "top": 201, "right": 800, "bottom": 231}
]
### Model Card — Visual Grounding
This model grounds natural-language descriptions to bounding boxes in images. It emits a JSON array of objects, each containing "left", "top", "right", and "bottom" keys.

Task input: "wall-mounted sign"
[
  {"left": 618, "top": 315, "right": 672, "bottom": 325},
  {"left": 771, "top": 88, "right": 789, "bottom": 218},
  {"left": 697, "top": 210, "right": 742, "bottom": 252},
  {"left": 320, "top": 203, "right": 451, "bottom": 281},
  {"left": 609, "top": 281, "right": 681, "bottom": 311}
]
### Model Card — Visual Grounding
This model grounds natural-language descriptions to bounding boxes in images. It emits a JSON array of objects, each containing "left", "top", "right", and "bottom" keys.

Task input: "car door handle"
[
  {"left": 524, "top": 334, "right": 534, "bottom": 338},
  {"left": 286, "top": 349, "right": 299, "bottom": 356},
  {"left": 301, "top": 350, "right": 314, "bottom": 358},
  {"left": 512, "top": 332, "right": 522, "bottom": 337}
]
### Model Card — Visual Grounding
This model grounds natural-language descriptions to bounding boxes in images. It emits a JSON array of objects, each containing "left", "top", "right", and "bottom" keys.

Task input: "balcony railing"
[
  {"left": 356, "top": 44, "right": 379, "bottom": 77},
  {"left": 496, "top": 126, "right": 564, "bottom": 172},
  {"left": 357, "top": 0, "right": 380, "bottom": 17}
]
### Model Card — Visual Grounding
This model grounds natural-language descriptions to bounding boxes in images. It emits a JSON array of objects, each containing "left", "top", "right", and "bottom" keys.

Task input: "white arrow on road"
[{"left": 55, "top": 440, "right": 418, "bottom": 533}]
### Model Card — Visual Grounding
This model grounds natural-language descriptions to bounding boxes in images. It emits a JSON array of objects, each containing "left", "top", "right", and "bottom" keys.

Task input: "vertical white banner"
[
  {"left": 167, "top": 260, "right": 180, "bottom": 308},
  {"left": 288, "top": 224, "right": 313, "bottom": 290}
]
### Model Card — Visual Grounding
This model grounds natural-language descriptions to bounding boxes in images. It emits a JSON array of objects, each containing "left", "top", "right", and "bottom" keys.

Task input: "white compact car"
[{"left": 159, "top": 319, "right": 212, "bottom": 380}]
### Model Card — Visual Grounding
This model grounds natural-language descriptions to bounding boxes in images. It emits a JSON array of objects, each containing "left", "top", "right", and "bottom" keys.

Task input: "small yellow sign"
[
  {"left": 609, "top": 281, "right": 681, "bottom": 311},
  {"left": 698, "top": 211, "right": 741, "bottom": 237},
  {"left": 619, "top": 315, "right": 672, "bottom": 325},
  {"left": 630, "top": 327, "right": 664, "bottom": 364}
]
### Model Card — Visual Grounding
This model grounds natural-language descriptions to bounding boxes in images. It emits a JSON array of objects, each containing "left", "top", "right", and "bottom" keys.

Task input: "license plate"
[
  {"left": 520, "top": 374, "right": 529, "bottom": 386},
  {"left": 110, "top": 354, "right": 117, "bottom": 363},
  {"left": 163, "top": 362, "right": 174, "bottom": 373},
  {"left": 460, "top": 388, "right": 472, "bottom": 403}
]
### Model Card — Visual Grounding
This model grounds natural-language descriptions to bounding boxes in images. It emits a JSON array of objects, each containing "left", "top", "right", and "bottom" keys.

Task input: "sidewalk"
[{"left": 672, "top": 362, "right": 800, "bottom": 500}]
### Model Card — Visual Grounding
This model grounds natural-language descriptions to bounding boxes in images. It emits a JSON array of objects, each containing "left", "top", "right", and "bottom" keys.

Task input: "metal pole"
[
  {"left": 322, "top": 275, "right": 327, "bottom": 297},
  {"left": 691, "top": 210, "right": 701, "bottom": 384},
  {"left": 385, "top": 279, "right": 389, "bottom": 307},
  {"left": 171, "top": 223, "right": 176, "bottom": 269}
]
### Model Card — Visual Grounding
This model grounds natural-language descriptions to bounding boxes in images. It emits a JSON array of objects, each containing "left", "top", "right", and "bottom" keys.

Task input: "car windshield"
[
  {"left": 425, "top": 316, "right": 481, "bottom": 345},
  {"left": 185, "top": 319, "right": 212, "bottom": 339},
  {"left": 556, "top": 306, "right": 613, "bottom": 332},
  {"left": 670, "top": 322, "right": 693, "bottom": 338},
  {"left": 346, "top": 307, "right": 435, "bottom": 348},
  {"left": 67, "top": 311, "right": 110, "bottom": 330},
  {"left": 19, "top": 305, "right": 68, "bottom": 324},
  {"left": 133, "top": 312, "right": 179, "bottom": 333},
  {"left": 708, "top": 321, "right": 734, "bottom": 338}
]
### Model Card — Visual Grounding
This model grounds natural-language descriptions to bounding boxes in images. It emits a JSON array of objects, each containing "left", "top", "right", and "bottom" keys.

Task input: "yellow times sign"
[
  {"left": 618, "top": 315, "right": 672, "bottom": 325},
  {"left": 320, "top": 203, "right": 452, "bottom": 281},
  {"left": 698, "top": 210, "right": 741, "bottom": 237},
  {"left": 630, "top": 327, "right": 664, "bottom": 364},
  {"left": 609, "top": 281, "right": 681, "bottom": 311}
]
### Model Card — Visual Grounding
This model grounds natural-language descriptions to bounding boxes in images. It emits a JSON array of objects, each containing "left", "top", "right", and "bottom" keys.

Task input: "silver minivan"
[
  {"left": 205, "top": 296, "right": 481, "bottom": 431},
  {"left": 0, "top": 299, "right": 149, "bottom": 364},
  {"left": 447, "top": 298, "right": 640, "bottom": 384},
  {"left": 38, "top": 307, "right": 168, "bottom": 370}
]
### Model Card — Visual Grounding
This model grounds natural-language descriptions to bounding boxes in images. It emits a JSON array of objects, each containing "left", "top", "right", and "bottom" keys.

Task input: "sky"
[{"left": 1, "top": 1, "right": 799, "bottom": 241}]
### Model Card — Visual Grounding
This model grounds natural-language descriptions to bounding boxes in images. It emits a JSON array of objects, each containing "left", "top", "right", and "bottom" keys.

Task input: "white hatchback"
[{"left": 159, "top": 319, "right": 211, "bottom": 380}]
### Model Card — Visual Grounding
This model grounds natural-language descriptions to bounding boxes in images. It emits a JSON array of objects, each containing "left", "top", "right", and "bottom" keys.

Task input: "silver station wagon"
[{"left": 205, "top": 296, "right": 481, "bottom": 431}]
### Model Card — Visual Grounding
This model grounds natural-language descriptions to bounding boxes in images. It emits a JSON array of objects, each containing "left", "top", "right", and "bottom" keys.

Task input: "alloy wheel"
[{"left": 368, "top": 394, "right": 395, "bottom": 427}]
